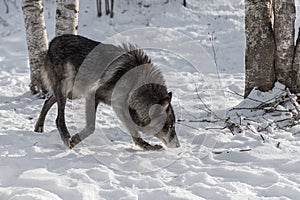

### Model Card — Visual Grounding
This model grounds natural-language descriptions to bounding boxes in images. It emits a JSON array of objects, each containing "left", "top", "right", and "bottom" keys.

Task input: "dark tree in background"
[
  {"left": 245, "top": 0, "right": 300, "bottom": 97},
  {"left": 96, "top": 0, "right": 114, "bottom": 18}
]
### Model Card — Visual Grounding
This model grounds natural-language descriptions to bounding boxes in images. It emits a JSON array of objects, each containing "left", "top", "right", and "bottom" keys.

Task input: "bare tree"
[
  {"left": 96, "top": 0, "right": 114, "bottom": 18},
  {"left": 22, "top": 0, "right": 48, "bottom": 94},
  {"left": 245, "top": 0, "right": 275, "bottom": 97},
  {"left": 245, "top": 0, "right": 300, "bottom": 97},
  {"left": 294, "top": 30, "right": 300, "bottom": 93},
  {"left": 55, "top": 0, "right": 79, "bottom": 36},
  {"left": 273, "top": 0, "right": 295, "bottom": 91}
]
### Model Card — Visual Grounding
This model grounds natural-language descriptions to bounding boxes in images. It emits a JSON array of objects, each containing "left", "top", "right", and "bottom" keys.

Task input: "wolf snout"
[{"left": 166, "top": 135, "right": 180, "bottom": 148}]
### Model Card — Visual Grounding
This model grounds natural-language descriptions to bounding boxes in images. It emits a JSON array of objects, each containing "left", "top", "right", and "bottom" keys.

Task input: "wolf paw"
[
  {"left": 69, "top": 133, "right": 81, "bottom": 149},
  {"left": 143, "top": 144, "right": 164, "bottom": 151},
  {"left": 34, "top": 126, "right": 44, "bottom": 133},
  {"left": 61, "top": 137, "right": 72, "bottom": 149}
]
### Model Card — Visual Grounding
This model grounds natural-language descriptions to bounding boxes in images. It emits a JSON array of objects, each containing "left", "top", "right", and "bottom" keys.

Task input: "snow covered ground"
[{"left": 1, "top": 0, "right": 300, "bottom": 199}]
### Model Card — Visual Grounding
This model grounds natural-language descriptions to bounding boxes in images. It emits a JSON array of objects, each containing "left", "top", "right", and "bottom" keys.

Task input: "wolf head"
[
  {"left": 154, "top": 92, "right": 180, "bottom": 148},
  {"left": 129, "top": 88, "right": 180, "bottom": 148}
]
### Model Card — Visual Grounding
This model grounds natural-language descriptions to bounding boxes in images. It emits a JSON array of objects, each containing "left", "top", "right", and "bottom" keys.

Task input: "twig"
[
  {"left": 3, "top": 0, "right": 9, "bottom": 13},
  {"left": 177, "top": 119, "right": 219, "bottom": 123},
  {"left": 195, "top": 84, "right": 222, "bottom": 120},
  {"left": 260, "top": 134, "right": 265, "bottom": 143},
  {"left": 243, "top": 117, "right": 258, "bottom": 123},
  {"left": 257, "top": 96, "right": 288, "bottom": 109},
  {"left": 210, "top": 31, "right": 218, "bottom": 69},
  {"left": 212, "top": 148, "right": 252, "bottom": 154},
  {"left": 286, "top": 88, "right": 300, "bottom": 115},
  {"left": 205, "top": 126, "right": 226, "bottom": 130},
  {"left": 256, "top": 91, "right": 291, "bottom": 109},
  {"left": 230, "top": 107, "right": 266, "bottom": 111},
  {"left": 193, "top": 105, "right": 215, "bottom": 116},
  {"left": 177, "top": 122, "right": 201, "bottom": 131},
  {"left": 293, "top": 131, "right": 300, "bottom": 136},
  {"left": 235, "top": 112, "right": 242, "bottom": 125},
  {"left": 226, "top": 90, "right": 264, "bottom": 103},
  {"left": 224, "top": 118, "right": 242, "bottom": 135},
  {"left": 276, "top": 142, "right": 280, "bottom": 148},
  {"left": 239, "top": 148, "right": 252, "bottom": 152},
  {"left": 231, "top": 106, "right": 291, "bottom": 113}
]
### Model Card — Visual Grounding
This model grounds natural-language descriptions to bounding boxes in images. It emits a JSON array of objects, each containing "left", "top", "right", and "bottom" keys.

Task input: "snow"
[{"left": 1, "top": 0, "right": 300, "bottom": 199}]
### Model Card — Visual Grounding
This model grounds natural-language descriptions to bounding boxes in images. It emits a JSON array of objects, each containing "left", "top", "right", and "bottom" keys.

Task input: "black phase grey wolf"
[{"left": 34, "top": 34, "right": 180, "bottom": 150}]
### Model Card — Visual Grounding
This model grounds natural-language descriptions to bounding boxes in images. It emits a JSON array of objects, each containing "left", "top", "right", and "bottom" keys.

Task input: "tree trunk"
[
  {"left": 55, "top": 0, "right": 79, "bottom": 36},
  {"left": 293, "top": 30, "right": 300, "bottom": 93},
  {"left": 22, "top": 0, "right": 48, "bottom": 94},
  {"left": 96, "top": 0, "right": 102, "bottom": 17},
  {"left": 110, "top": 0, "right": 114, "bottom": 18},
  {"left": 273, "top": 0, "right": 296, "bottom": 91},
  {"left": 245, "top": 0, "right": 275, "bottom": 97}
]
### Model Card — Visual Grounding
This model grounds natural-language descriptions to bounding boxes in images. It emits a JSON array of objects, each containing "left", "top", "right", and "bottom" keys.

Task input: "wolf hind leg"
[
  {"left": 34, "top": 94, "right": 56, "bottom": 132},
  {"left": 54, "top": 85, "right": 71, "bottom": 148},
  {"left": 70, "top": 93, "right": 98, "bottom": 148}
]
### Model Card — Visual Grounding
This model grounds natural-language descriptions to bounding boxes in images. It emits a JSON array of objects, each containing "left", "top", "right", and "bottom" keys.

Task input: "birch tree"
[
  {"left": 22, "top": 0, "right": 48, "bottom": 94},
  {"left": 55, "top": 0, "right": 79, "bottom": 36}
]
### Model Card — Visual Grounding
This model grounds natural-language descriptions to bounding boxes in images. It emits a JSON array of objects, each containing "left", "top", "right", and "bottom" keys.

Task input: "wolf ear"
[{"left": 168, "top": 92, "right": 172, "bottom": 101}]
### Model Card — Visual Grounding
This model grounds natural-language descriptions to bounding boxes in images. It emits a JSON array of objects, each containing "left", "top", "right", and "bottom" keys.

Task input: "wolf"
[{"left": 34, "top": 34, "right": 180, "bottom": 150}]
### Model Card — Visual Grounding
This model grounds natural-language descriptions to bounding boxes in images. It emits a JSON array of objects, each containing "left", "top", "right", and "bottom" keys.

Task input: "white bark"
[
  {"left": 22, "top": 0, "right": 48, "bottom": 94},
  {"left": 245, "top": 0, "right": 275, "bottom": 97},
  {"left": 274, "top": 0, "right": 295, "bottom": 90},
  {"left": 55, "top": 0, "right": 79, "bottom": 36}
]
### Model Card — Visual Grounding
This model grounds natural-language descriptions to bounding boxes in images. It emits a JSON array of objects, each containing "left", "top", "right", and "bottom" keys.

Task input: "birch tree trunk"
[
  {"left": 55, "top": 0, "right": 79, "bottom": 36},
  {"left": 273, "top": 0, "right": 296, "bottom": 91},
  {"left": 245, "top": 0, "right": 275, "bottom": 97},
  {"left": 22, "top": 0, "right": 48, "bottom": 94}
]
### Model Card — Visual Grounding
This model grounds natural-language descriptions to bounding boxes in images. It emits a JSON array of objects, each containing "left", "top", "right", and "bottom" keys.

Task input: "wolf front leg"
[
  {"left": 34, "top": 95, "right": 56, "bottom": 132},
  {"left": 70, "top": 93, "right": 98, "bottom": 148},
  {"left": 131, "top": 136, "right": 164, "bottom": 151},
  {"left": 114, "top": 107, "right": 164, "bottom": 151}
]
